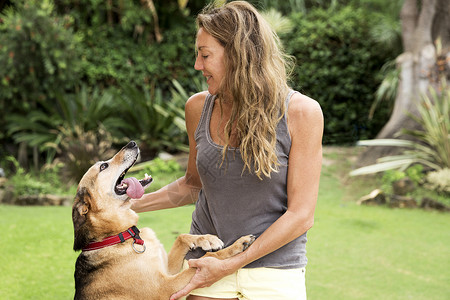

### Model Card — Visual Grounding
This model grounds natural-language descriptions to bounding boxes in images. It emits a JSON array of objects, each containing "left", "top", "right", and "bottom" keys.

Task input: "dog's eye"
[{"left": 99, "top": 163, "right": 109, "bottom": 172}]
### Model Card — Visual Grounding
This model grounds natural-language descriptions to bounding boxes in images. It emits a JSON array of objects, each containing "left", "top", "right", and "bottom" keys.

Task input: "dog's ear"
[{"left": 72, "top": 188, "right": 92, "bottom": 251}]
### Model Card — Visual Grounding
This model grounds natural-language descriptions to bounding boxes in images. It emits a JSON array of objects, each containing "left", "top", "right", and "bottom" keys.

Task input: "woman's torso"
[{"left": 188, "top": 91, "right": 308, "bottom": 269}]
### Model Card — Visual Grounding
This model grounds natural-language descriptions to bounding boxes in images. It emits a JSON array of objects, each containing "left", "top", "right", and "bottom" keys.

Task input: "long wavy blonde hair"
[{"left": 197, "top": 1, "right": 293, "bottom": 179}]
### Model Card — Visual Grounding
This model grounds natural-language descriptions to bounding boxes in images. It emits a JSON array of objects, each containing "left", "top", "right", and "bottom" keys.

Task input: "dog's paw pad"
[{"left": 197, "top": 235, "right": 224, "bottom": 252}]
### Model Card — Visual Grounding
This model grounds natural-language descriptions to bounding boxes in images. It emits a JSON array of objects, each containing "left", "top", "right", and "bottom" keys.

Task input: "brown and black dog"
[{"left": 72, "top": 141, "right": 254, "bottom": 299}]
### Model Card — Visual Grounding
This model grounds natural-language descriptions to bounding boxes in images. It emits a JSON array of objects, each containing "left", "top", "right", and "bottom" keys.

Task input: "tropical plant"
[
  {"left": 170, "top": 77, "right": 207, "bottom": 105},
  {"left": 53, "top": 125, "right": 118, "bottom": 183},
  {"left": 350, "top": 80, "right": 450, "bottom": 176},
  {"left": 369, "top": 60, "right": 399, "bottom": 119},
  {"left": 5, "top": 85, "right": 119, "bottom": 164},
  {"left": 368, "top": 1, "right": 403, "bottom": 120},
  {"left": 112, "top": 81, "right": 189, "bottom": 159}
]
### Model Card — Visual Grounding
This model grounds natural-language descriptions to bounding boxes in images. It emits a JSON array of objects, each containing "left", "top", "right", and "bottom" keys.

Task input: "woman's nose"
[{"left": 194, "top": 56, "right": 203, "bottom": 71}]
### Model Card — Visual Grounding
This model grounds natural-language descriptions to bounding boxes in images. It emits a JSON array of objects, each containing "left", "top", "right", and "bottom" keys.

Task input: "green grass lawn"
[{"left": 0, "top": 147, "right": 449, "bottom": 299}]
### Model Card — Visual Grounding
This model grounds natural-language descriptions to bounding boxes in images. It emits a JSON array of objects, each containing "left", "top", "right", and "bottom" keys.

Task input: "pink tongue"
[{"left": 122, "top": 177, "right": 144, "bottom": 199}]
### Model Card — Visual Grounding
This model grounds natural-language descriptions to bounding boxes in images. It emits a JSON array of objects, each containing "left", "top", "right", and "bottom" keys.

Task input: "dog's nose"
[{"left": 126, "top": 141, "right": 137, "bottom": 149}]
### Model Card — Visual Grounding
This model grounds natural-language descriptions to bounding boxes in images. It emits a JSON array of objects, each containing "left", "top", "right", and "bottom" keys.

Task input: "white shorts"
[{"left": 183, "top": 261, "right": 307, "bottom": 299}]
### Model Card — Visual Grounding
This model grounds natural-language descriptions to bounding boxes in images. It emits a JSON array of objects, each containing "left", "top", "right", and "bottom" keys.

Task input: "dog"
[{"left": 72, "top": 141, "right": 255, "bottom": 299}]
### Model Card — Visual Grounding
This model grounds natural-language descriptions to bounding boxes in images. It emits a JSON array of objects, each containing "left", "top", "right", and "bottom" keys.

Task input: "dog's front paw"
[
  {"left": 236, "top": 234, "right": 256, "bottom": 251},
  {"left": 191, "top": 234, "right": 224, "bottom": 252}
]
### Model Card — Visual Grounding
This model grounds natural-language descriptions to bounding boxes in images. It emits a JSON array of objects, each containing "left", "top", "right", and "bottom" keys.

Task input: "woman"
[{"left": 131, "top": 1, "right": 323, "bottom": 299}]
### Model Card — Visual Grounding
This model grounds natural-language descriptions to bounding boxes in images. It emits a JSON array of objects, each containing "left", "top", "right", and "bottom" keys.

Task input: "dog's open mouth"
[{"left": 114, "top": 167, "right": 153, "bottom": 199}]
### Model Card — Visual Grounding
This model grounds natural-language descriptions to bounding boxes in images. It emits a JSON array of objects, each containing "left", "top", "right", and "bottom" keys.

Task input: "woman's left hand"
[{"left": 170, "top": 256, "right": 232, "bottom": 300}]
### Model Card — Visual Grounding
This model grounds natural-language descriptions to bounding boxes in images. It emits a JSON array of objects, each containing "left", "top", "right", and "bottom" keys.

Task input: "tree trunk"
[{"left": 356, "top": 0, "right": 450, "bottom": 167}]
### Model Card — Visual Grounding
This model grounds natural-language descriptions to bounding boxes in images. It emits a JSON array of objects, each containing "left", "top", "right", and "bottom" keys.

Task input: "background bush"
[
  {"left": 283, "top": 6, "right": 394, "bottom": 144},
  {"left": 54, "top": 0, "right": 202, "bottom": 91},
  {"left": 0, "top": 0, "right": 400, "bottom": 178},
  {"left": 0, "top": 0, "right": 81, "bottom": 143},
  {"left": 77, "top": 16, "right": 201, "bottom": 92},
  {"left": 5, "top": 85, "right": 119, "bottom": 165}
]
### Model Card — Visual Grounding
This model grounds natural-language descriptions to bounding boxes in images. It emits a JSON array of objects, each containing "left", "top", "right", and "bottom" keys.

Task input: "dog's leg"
[
  {"left": 163, "top": 235, "right": 255, "bottom": 298},
  {"left": 163, "top": 267, "right": 197, "bottom": 296},
  {"left": 205, "top": 235, "right": 255, "bottom": 260},
  {"left": 167, "top": 234, "right": 223, "bottom": 275}
]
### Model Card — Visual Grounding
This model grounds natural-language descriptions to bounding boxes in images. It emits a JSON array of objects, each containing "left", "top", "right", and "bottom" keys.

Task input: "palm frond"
[
  {"left": 356, "top": 139, "right": 415, "bottom": 147},
  {"left": 352, "top": 80, "right": 450, "bottom": 176},
  {"left": 261, "top": 8, "right": 294, "bottom": 35}
]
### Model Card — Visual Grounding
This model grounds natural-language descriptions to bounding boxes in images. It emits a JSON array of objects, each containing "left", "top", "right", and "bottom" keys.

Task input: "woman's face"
[{"left": 194, "top": 28, "right": 226, "bottom": 95}]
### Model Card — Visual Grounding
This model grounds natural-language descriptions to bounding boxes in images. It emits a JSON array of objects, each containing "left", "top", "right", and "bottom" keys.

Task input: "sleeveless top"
[{"left": 187, "top": 90, "right": 308, "bottom": 269}]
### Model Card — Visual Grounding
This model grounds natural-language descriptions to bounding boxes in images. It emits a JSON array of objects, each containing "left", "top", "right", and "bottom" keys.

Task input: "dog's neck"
[{"left": 74, "top": 207, "right": 139, "bottom": 251}]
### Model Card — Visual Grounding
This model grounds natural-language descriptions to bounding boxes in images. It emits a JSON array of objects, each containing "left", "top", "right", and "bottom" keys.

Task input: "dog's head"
[{"left": 72, "top": 141, "right": 152, "bottom": 251}]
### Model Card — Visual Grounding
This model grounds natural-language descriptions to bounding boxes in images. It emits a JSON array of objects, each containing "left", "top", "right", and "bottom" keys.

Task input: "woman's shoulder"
[
  {"left": 185, "top": 91, "right": 209, "bottom": 134},
  {"left": 186, "top": 91, "right": 209, "bottom": 115},
  {"left": 288, "top": 92, "right": 323, "bottom": 122},
  {"left": 287, "top": 92, "right": 323, "bottom": 137}
]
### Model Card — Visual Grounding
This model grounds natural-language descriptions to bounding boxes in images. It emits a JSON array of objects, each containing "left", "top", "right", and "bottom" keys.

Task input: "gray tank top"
[{"left": 187, "top": 90, "right": 308, "bottom": 269}]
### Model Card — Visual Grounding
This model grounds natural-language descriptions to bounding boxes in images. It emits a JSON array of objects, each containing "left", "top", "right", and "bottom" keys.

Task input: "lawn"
[{"left": 0, "top": 147, "right": 449, "bottom": 299}]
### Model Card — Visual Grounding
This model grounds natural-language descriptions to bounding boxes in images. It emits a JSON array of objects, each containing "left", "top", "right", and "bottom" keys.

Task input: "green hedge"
[
  {"left": 283, "top": 6, "right": 393, "bottom": 144},
  {"left": 59, "top": 0, "right": 203, "bottom": 92},
  {"left": 0, "top": 1, "right": 82, "bottom": 117},
  {"left": 0, "top": 1, "right": 397, "bottom": 167},
  {"left": 79, "top": 19, "right": 201, "bottom": 92}
]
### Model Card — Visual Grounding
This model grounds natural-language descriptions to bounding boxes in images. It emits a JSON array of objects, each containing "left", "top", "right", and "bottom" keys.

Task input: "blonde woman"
[{"left": 132, "top": 1, "right": 323, "bottom": 299}]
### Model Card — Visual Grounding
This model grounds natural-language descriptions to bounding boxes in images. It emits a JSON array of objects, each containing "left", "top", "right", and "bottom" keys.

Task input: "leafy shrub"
[
  {"left": 5, "top": 156, "right": 68, "bottom": 197},
  {"left": 111, "top": 83, "right": 188, "bottom": 159},
  {"left": 247, "top": 0, "right": 342, "bottom": 14},
  {"left": 5, "top": 78, "right": 192, "bottom": 169},
  {"left": 402, "top": 80, "right": 450, "bottom": 170},
  {"left": 134, "top": 157, "right": 182, "bottom": 176},
  {"left": 350, "top": 80, "right": 450, "bottom": 176},
  {"left": 381, "top": 169, "right": 406, "bottom": 192},
  {"left": 54, "top": 125, "right": 118, "bottom": 183},
  {"left": 0, "top": 0, "right": 83, "bottom": 160},
  {"left": 129, "top": 157, "right": 185, "bottom": 192},
  {"left": 283, "top": 6, "right": 393, "bottom": 144},
  {"left": 424, "top": 169, "right": 450, "bottom": 195},
  {"left": 6, "top": 85, "right": 119, "bottom": 164},
  {"left": 380, "top": 164, "right": 424, "bottom": 193},
  {"left": 405, "top": 164, "right": 424, "bottom": 185},
  {"left": 62, "top": 0, "right": 202, "bottom": 92},
  {"left": 0, "top": 0, "right": 81, "bottom": 110}
]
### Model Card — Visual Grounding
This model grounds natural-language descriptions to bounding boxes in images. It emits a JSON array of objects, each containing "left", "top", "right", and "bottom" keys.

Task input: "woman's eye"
[
  {"left": 202, "top": 55, "right": 209, "bottom": 59},
  {"left": 100, "top": 163, "right": 108, "bottom": 172}
]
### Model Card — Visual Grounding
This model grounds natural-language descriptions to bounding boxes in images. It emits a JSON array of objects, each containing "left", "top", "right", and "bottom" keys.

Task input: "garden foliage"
[
  {"left": 54, "top": 0, "right": 202, "bottom": 91},
  {"left": 283, "top": 6, "right": 393, "bottom": 144},
  {"left": 0, "top": 0, "right": 82, "bottom": 141},
  {"left": 1, "top": 0, "right": 400, "bottom": 179},
  {"left": 350, "top": 80, "right": 450, "bottom": 176}
]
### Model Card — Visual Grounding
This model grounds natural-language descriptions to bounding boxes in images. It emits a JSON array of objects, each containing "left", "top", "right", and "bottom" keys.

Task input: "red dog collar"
[{"left": 83, "top": 226, "right": 145, "bottom": 253}]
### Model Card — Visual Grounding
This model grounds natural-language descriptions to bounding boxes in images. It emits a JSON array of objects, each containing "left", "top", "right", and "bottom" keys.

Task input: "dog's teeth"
[
  {"left": 145, "top": 173, "right": 150, "bottom": 179},
  {"left": 122, "top": 183, "right": 128, "bottom": 188}
]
